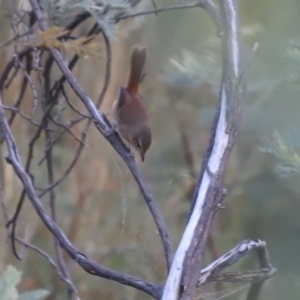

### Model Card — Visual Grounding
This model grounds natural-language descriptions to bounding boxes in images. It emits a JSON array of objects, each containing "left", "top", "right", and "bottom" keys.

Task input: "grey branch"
[
  {"left": 161, "top": 0, "right": 250, "bottom": 299},
  {"left": 198, "top": 239, "right": 276, "bottom": 286}
]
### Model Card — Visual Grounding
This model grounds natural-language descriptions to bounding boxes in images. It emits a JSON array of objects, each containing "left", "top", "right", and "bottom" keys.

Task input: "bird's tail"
[{"left": 126, "top": 45, "right": 147, "bottom": 94}]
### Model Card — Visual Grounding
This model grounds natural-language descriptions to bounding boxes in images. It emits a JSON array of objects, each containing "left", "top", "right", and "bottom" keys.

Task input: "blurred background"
[{"left": 1, "top": 0, "right": 300, "bottom": 299}]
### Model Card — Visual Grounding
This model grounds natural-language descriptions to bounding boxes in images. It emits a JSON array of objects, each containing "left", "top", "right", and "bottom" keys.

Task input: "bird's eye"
[
  {"left": 134, "top": 137, "right": 141, "bottom": 150},
  {"left": 137, "top": 140, "right": 142, "bottom": 149}
]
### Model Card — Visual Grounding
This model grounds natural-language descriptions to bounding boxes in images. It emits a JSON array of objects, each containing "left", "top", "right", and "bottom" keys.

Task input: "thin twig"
[
  {"left": 198, "top": 240, "right": 276, "bottom": 286},
  {"left": 2, "top": 106, "right": 51, "bottom": 129},
  {"left": 44, "top": 126, "right": 77, "bottom": 298},
  {"left": 48, "top": 23, "right": 99, "bottom": 106},
  {"left": 60, "top": 84, "right": 90, "bottom": 118},
  {"left": 48, "top": 114, "right": 87, "bottom": 145},
  {"left": 16, "top": 236, "right": 79, "bottom": 296},
  {"left": 13, "top": 53, "right": 38, "bottom": 109},
  {"left": 37, "top": 116, "right": 87, "bottom": 166},
  {"left": 6, "top": 103, "right": 55, "bottom": 259},
  {"left": 246, "top": 241, "right": 275, "bottom": 300},
  {"left": 97, "top": 28, "right": 111, "bottom": 106},
  {"left": 39, "top": 26, "right": 111, "bottom": 196},
  {"left": 42, "top": 46, "right": 77, "bottom": 297},
  {"left": 4, "top": 63, "right": 20, "bottom": 89},
  {"left": 115, "top": 0, "right": 222, "bottom": 33},
  {"left": 116, "top": 2, "right": 201, "bottom": 21},
  {"left": 38, "top": 121, "right": 86, "bottom": 198},
  {"left": 6, "top": 53, "right": 33, "bottom": 131},
  {"left": 208, "top": 268, "right": 276, "bottom": 283}
]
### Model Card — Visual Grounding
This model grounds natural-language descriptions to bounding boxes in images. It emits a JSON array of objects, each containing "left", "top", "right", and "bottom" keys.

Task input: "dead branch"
[{"left": 162, "top": 0, "right": 250, "bottom": 299}]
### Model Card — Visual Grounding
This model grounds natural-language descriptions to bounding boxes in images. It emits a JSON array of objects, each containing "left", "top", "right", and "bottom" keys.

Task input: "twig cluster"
[{"left": 0, "top": 1, "right": 276, "bottom": 300}]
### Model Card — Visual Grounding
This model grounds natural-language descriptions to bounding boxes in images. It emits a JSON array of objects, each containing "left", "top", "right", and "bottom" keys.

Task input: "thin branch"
[
  {"left": 0, "top": 92, "right": 160, "bottom": 299},
  {"left": 198, "top": 240, "right": 276, "bottom": 286},
  {"left": 115, "top": 0, "right": 221, "bottom": 32},
  {"left": 6, "top": 189, "right": 26, "bottom": 259},
  {"left": 16, "top": 236, "right": 79, "bottom": 296},
  {"left": 45, "top": 126, "right": 77, "bottom": 298},
  {"left": 0, "top": 48, "right": 29, "bottom": 92},
  {"left": 115, "top": 2, "right": 202, "bottom": 20},
  {"left": 6, "top": 103, "right": 55, "bottom": 259},
  {"left": 60, "top": 84, "right": 90, "bottom": 118},
  {"left": 37, "top": 116, "right": 87, "bottom": 166},
  {"left": 8, "top": 53, "right": 33, "bottom": 123},
  {"left": 29, "top": 0, "right": 173, "bottom": 272},
  {"left": 13, "top": 53, "right": 38, "bottom": 109},
  {"left": 246, "top": 241, "right": 275, "bottom": 300},
  {"left": 39, "top": 26, "right": 111, "bottom": 196},
  {"left": 48, "top": 23, "right": 99, "bottom": 106},
  {"left": 4, "top": 63, "right": 20, "bottom": 89},
  {"left": 2, "top": 106, "right": 51, "bottom": 129},
  {"left": 97, "top": 28, "right": 111, "bottom": 106},
  {"left": 38, "top": 129, "right": 85, "bottom": 197},
  {"left": 48, "top": 114, "right": 86, "bottom": 145},
  {"left": 207, "top": 268, "right": 275, "bottom": 283},
  {"left": 0, "top": 183, "right": 9, "bottom": 226}
]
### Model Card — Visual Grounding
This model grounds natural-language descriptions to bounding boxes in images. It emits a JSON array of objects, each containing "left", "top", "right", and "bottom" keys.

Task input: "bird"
[{"left": 111, "top": 45, "right": 151, "bottom": 162}]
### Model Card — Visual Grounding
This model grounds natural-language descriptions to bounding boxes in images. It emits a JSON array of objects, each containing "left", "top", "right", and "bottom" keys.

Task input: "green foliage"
[
  {"left": 261, "top": 131, "right": 300, "bottom": 177},
  {"left": 0, "top": 266, "right": 49, "bottom": 300}
]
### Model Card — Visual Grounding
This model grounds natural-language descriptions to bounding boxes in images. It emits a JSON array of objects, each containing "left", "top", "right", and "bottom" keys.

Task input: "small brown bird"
[{"left": 111, "top": 45, "right": 151, "bottom": 161}]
